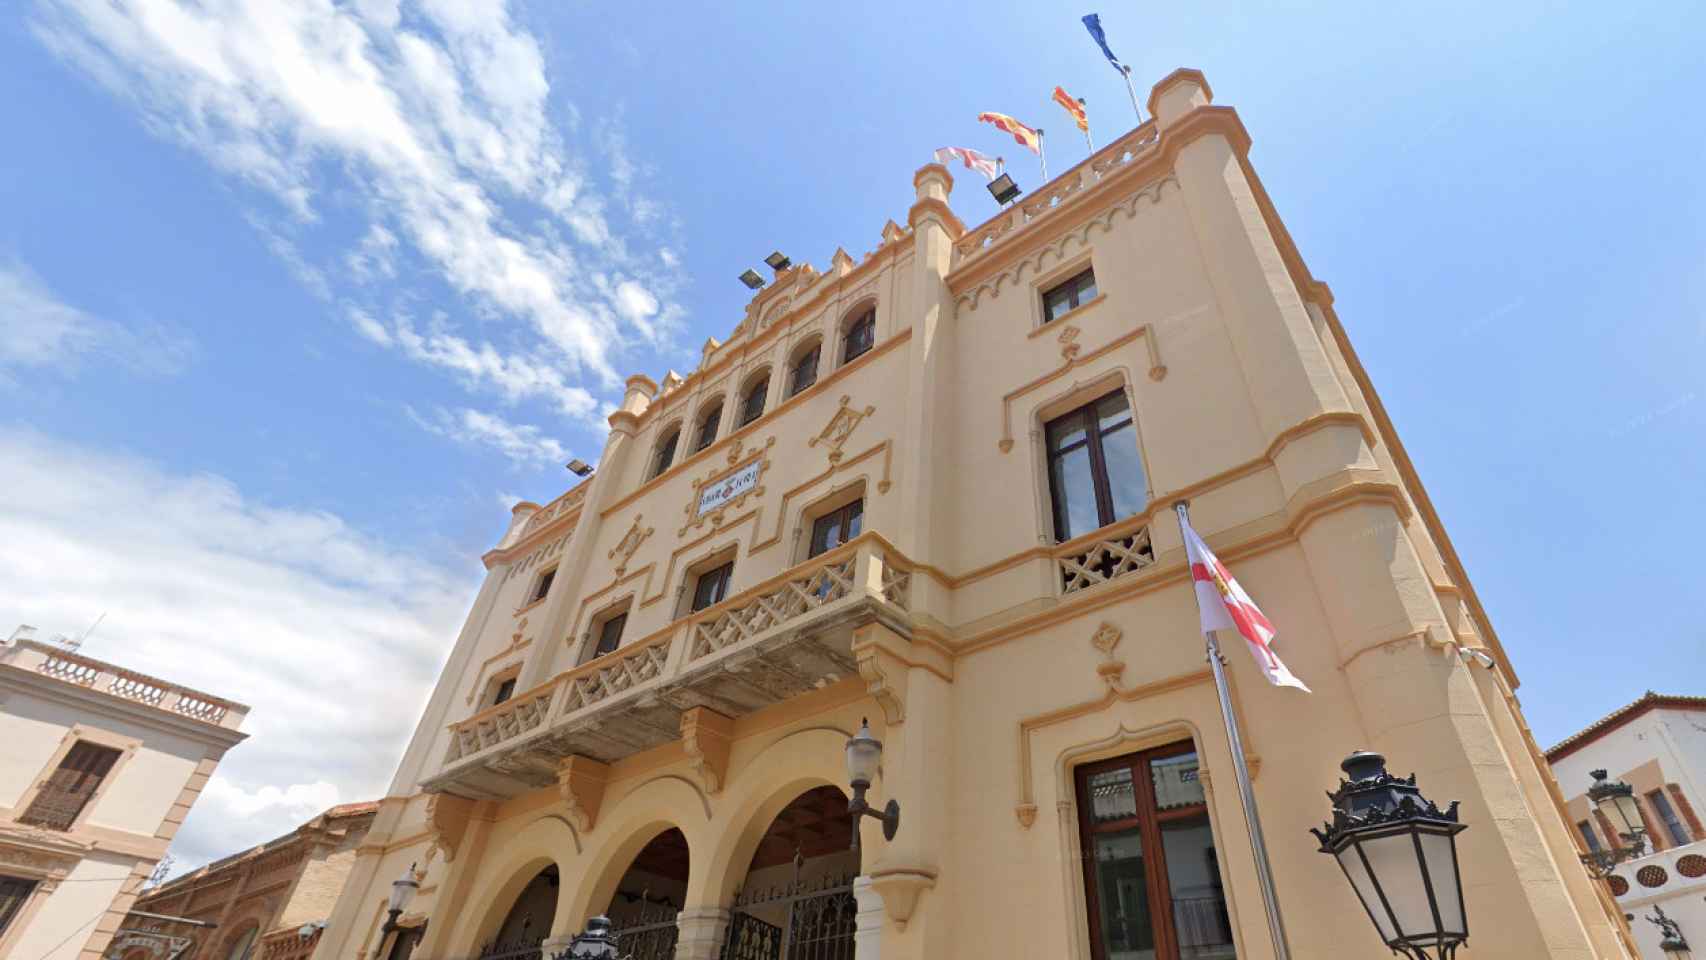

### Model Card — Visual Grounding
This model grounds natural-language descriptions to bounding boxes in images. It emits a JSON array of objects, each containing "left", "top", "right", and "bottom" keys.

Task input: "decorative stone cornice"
[
  {"left": 423, "top": 792, "right": 475, "bottom": 863},
  {"left": 679, "top": 707, "right": 734, "bottom": 796},
  {"left": 906, "top": 197, "right": 965, "bottom": 238},
  {"left": 556, "top": 756, "right": 609, "bottom": 833}
]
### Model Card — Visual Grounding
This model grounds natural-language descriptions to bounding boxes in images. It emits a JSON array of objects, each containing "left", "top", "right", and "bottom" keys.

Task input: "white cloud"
[
  {"left": 0, "top": 261, "right": 194, "bottom": 381},
  {"left": 0, "top": 429, "right": 476, "bottom": 870},
  {"left": 409, "top": 405, "right": 569, "bottom": 468},
  {"left": 33, "top": 0, "right": 684, "bottom": 401}
]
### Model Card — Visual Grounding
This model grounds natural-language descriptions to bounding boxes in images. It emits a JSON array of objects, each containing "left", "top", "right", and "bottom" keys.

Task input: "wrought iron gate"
[
  {"left": 610, "top": 899, "right": 681, "bottom": 960},
  {"left": 717, "top": 874, "right": 857, "bottom": 960}
]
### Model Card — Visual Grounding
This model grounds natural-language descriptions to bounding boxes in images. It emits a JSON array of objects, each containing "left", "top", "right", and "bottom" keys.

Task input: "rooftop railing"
[{"left": 1, "top": 639, "right": 247, "bottom": 730}]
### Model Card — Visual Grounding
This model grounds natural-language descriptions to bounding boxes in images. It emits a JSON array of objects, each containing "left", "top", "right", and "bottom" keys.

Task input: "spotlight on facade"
[
  {"left": 562, "top": 916, "right": 620, "bottom": 959},
  {"left": 987, "top": 172, "right": 1021, "bottom": 205},
  {"left": 738, "top": 269, "right": 766, "bottom": 290},
  {"left": 764, "top": 251, "right": 792, "bottom": 272},
  {"left": 844, "top": 718, "right": 900, "bottom": 846},
  {"left": 566, "top": 459, "right": 594, "bottom": 477},
  {"left": 1312, "top": 751, "right": 1469, "bottom": 960},
  {"left": 1648, "top": 905, "right": 1692, "bottom": 957}
]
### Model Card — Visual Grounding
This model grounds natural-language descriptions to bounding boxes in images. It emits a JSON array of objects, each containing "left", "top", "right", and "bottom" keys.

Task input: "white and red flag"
[
  {"left": 1180, "top": 515, "right": 1311, "bottom": 692},
  {"left": 933, "top": 146, "right": 1002, "bottom": 180}
]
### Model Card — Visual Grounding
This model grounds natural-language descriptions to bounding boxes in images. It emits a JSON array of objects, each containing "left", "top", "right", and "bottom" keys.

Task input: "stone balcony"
[
  {"left": 0, "top": 637, "right": 248, "bottom": 731},
  {"left": 424, "top": 533, "right": 916, "bottom": 800},
  {"left": 1607, "top": 835, "right": 1706, "bottom": 905}
]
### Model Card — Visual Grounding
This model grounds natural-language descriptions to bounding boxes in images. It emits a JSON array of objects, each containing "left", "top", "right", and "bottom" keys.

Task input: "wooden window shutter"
[
  {"left": 20, "top": 741, "right": 121, "bottom": 830},
  {"left": 1636, "top": 796, "right": 1667, "bottom": 851},
  {"left": 1667, "top": 784, "right": 1703, "bottom": 840}
]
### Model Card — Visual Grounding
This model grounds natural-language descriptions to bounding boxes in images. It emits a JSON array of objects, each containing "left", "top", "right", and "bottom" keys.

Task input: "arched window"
[
  {"left": 841, "top": 307, "right": 876, "bottom": 365},
  {"left": 651, "top": 427, "right": 681, "bottom": 479},
  {"left": 786, "top": 339, "right": 821, "bottom": 398},
  {"left": 738, "top": 373, "right": 769, "bottom": 427},
  {"left": 224, "top": 925, "right": 259, "bottom": 960},
  {"left": 693, "top": 403, "right": 723, "bottom": 452}
]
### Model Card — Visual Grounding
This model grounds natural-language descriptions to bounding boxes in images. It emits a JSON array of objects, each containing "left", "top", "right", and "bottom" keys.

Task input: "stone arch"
[
  {"left": 698, "top": 725, "right": 857, "bottom": 906},
  {"left": 448, "top": 814, "right": 578, "bottom": 954},
  {"left": 559, "top": 774, "right": 710, "bottom": 934},
  {"left": 216, "top": 920, "right": 261, "bottom": 960}
]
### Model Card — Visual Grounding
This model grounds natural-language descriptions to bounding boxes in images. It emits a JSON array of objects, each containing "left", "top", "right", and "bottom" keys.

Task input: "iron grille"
[
  {"left": 720, "top": 912, "right": 782, "bottom": 960},
  {"left": 609, "top": 899, "right": 679, "bottom": 960},
  {"left": 718, "top": 873, "right": 857, "bottom": 960},
  {"left": 475, "top": 935, "right": 545, "bottom": 960}
]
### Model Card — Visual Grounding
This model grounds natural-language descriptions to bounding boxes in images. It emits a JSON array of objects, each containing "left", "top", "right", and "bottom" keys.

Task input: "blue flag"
[{"left": 1082, "top": 13, "right": 1130, "bottom": 75}]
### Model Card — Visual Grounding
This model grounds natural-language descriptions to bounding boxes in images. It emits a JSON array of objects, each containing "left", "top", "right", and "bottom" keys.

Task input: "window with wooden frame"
[
  {"left": 0, "top": 876, "right": 37, "bottom": 938},
  {"left": 19, "top": 740, "right": 123, "bottom": 831},
  {"left": 738, "top": 374, "right": 769, "bottom": 427},
  {"left": 690, "top": 560, "right": 735, "bottom": 613},
  {"left": 1045, "top": 388, "right": 1146, "bottom": 541},
  {"left": 809, "top": 498, "right": 864, "bottom": 558},
  {"left": 591, "top": 609, "right": 629, "bottom": 659},
  {"left": 1042, "top": 266, "right": 1098, "bottom": 324},
  {"left": 529, "top": 567, "right": 557, "bottom": 605},
  {"left": 651, "top": 427, "right": 681, "bottom": 479},
  {"left": 1075, "top": 743, "right": 1236, "bottom": 960},
  {"left": 489, "top": 677, "right": 517, "bottom": 706},
  {"left": 787, "top": 341, "right": 821, "bottom": 397},
  {"left": 841, "top": 308, "right": 876, "bottom": 365},
  {"left": 1647, "top": 789, "right": 1692, "bottom": 846},
  {"left": 694, "top": 403, "right": 723, "bottom": 452},
  {"left": 1575, "top": 819, "right": 1602, "bottom": 853}
]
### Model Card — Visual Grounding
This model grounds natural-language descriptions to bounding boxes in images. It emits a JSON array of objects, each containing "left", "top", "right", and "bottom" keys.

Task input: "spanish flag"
[
  {"left": 977, "top": 112, "right": 1041, "bottom": 154},
  {"left": 1052, "top": 86, "right": 1088, "bottom": 133}
]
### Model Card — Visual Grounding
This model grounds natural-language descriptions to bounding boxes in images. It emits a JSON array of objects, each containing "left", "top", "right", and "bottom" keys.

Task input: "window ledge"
[
  {"left": 514, "top": 596, "right": 547, "bottom": 617},
  {"left": 1031, "top": 292, "right": 1107, "bottom": 336}
]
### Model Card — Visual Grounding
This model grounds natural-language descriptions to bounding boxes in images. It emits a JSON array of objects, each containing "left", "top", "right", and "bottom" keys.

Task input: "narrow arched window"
[
  {"left": 841, "top": 308, "right": 876, "bottom": 365},
  {"left": 787, "top": 341, "right": 820, "bottom": 398},
  {"left": 739, "top": 376, "right": 769, "bottom": 427},
  {"left": 651, "top": 428, "right": 680, "bottom": 479},
  {"left": 694, "top": 403, "right": 722, "bottom": 452}
]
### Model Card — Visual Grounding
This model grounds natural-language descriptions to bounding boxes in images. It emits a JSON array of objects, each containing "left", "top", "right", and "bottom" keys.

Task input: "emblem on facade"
[
  {"left": 1091, "top": 621, "right": 1125, "bottom": 691},
  {"left": 681, "top": 437, "right": 774, "bottom": 536},
  {"left": 809, "top": 396, "right": 875, "bottom": 465},
  {"left": 607, "top": 515, "right": 654, "bottom": 577},
  {"left": 1058, "top": 325, "right": 1082, "bottom": 361}
]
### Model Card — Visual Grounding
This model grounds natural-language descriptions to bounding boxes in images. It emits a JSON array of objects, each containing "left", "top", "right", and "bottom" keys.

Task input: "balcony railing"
[
  {"left": 431, "top": 534, "right": 915, "bottom": 797},
  {"left": 954, "top": 121, "right": 1160, "bottom": 266},
  {"left": 0, "top": 639, "right": 246, "bottom": 729},
  {"left": 1055, "top": 516, "right": 1156, "bottom": 594}
]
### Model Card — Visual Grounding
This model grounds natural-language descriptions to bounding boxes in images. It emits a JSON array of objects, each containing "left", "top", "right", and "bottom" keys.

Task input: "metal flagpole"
[
  {"left": 1080, "top": 99, "right": 1095, "bottom": 152},
  {"left": 1037, "top": 127, "right": 1048, "bottom": 181},
  {"left": 1173, "top": 501, "right": 1293, "bottom": 960},
  {"left": 1121, "top": 66, "right": 1144, "bottom": 124}
]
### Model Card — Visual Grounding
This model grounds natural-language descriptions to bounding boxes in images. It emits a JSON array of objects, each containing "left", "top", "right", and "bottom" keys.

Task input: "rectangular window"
[
  {"left": 1076, "top": 744, "right": 1235, "bottom": 960},
  {"left": 691, "top": 562, "right": 735, "bottom": 612},
  {"left": 1046, "top": 389, "right": 1146, "bottom": 541},
  {"left": 1648, "top": 789, "right": 1692, "bottom": 846},
  {"left": 1042, "top": 267, "right": 1098, "bottom": 323},
  {"left": 594, "top": 612, "right": 628, "bottom": 658},
  {"left": 1576, "top": 820, "right": 1602, "bottom": 853},
  {"left": 490, "top": 677, "right": 517, "bottom": 706},
  {"left": 531, "top": 568, "right": 556, "bottom": 604},
  {"left": 20, "top": 741, "right": 122, "bottom": 831},
  {"left": 788, "top": 344, "right": 820, "bottom": 397},
  {"left": 809, "top": 499, "right": 864, "bottom": 558},
  {"left": 0, "top": 876, "right": 38, "bottom": 938}
]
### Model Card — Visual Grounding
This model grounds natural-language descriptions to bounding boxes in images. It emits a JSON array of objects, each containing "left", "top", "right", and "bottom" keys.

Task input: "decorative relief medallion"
[
  {"left": 1091, "top": 621, "right": 1125, "bottom": 691},
  {"left": 608, "top": 515, "right": 654, "bottom": 577},
  {"left": 681, "top": 437, "right": 774, "bottom": 536},
  {"left": 809, "top": 396, "right": 875, "bottom": 465},
  {"left": 1058, "top": 325, "right": 1082, "bottom": 361}
]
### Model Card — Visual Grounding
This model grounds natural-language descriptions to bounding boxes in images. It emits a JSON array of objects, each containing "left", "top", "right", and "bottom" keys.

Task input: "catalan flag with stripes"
[
  {"left": 977, "top": 112, "right": 1041, "bottom": 154},
  {"left": 1052, "top": 86, "right": 1088, "bottom": 133}
]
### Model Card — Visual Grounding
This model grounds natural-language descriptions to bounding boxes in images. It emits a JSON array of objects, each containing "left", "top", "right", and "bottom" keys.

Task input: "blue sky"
[{"left": 1, "top": 0, "right": 1702, "bottom": 871}]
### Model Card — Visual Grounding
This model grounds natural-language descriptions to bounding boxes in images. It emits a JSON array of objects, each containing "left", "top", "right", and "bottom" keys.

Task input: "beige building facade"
[
  {"left": 1549, "top": 693, "right": 1706, "bottom": 959},
  {"left": 106, "top": 801, "right": 378, "bottom": 960},
  {"left": 314, "top": 69, "right": 1633, "bottom": 960},
  {"left": 0, "top": 630, "right": 249, "bottom": 960}
]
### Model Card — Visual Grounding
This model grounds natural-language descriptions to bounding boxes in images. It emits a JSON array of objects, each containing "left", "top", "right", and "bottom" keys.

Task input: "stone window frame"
[
  {"left": 836, "top": 299, "right": 879, "bottom": 369},
  {"left": 1027, "top": 369, "right": 1156, "bottom": 546},
  {"left": 785, "top": 336, "right": 823, "bottom": 399},
  {"left": 8, "top": 724, "right": 142, "bottom": 836},
  {"left": 579, "top": 596, "right": 635, "bottom": 665},
  {"left": 1030, "top": 252, "right": 1104, "bottom": 330},
  {"left": 650, "top": 421, "right": 684, "bottom": 479},
  {"left": 678, "top": 542, "right": 740, "bottom": 618},
  {"left": 794, "top": 479, "right": 868, "bottom": 565},
  {"left": 736, "top": 366, "right": 773, "bottom": 428},
  {"left": 481, "top": 664, "right": 522, "bottom": 709}
]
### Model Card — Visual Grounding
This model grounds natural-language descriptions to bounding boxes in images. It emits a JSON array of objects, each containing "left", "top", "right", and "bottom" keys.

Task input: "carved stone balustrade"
[
  {"left": 0, "top": 638, "right": 246, "bottom": 730},
  {"left": 425, "top": 533, "right": 916, "bottom": 800}
]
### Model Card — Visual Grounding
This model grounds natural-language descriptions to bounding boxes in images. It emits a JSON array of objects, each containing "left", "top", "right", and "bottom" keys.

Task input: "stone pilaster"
[
  {"left": 674, "top": 906, "right": 730, "bottom": 960},
  {"left": 853, "top": 875, "right": 884, "bottom": 960}
]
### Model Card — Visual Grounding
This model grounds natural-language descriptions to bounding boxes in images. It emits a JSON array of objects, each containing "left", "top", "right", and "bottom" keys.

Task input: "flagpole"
[
  {"left": 1037, "top": 127, "right": 1048, "bottom": 182},
  {"left": 1080, "top": 99, "right": 1094, "bottom": 152},
  {"left": 1121, "top": 66, "right": 1144, "bottom": 125},
  {"left": 1173, "top": 501, "right": 1293, "bottom": 960}
]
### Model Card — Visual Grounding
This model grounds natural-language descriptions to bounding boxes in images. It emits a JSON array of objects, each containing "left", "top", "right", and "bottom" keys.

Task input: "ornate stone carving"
[
  {"left": 556, "top": 756, "right": 609, "bottom": 833},
  {"left": 854, "top": 645, "right": 905, "bottom": 726},
  {"left": 607, "top": 515, "right": 654, "bottom": 577},
  {"left": 1014, "top": 803, "right": 1038, "bottom": 828},
  {"left": 868, "top": 864, "right": 937, "bottom": 929},
  {"left": 1058, "top": 325, "right": 1082, "bottom": 361},
  {"left": 423, "top": 793, "right": 475, "bottom": 863},
  {"left": 679, "top": 707, "right": 734, "bottom": 796},
  {"left": 1091, "top": 621, "right": 1125, "bottom": 691},
  {"left": 809, "top": 396, "right": 875, "bottom": 465}
]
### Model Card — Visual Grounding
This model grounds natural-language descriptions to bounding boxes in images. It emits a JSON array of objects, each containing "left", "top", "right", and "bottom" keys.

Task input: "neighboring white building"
[
  {"left": 0, "top": 628, "right": 248, "bottom": 960},
  {"left": 1549, "top": 692, "right": 1706, "bottom": 958}
]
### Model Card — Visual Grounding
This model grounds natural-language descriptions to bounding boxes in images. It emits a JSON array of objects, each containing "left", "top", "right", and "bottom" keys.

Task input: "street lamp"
[
  {"left": 1581, "top": 769, "right": 1648, "bottom": 878},
  {"left": 845, "top": 718, "right": 900, "bottom": 847},
  {"left": 378, "top": 862, "right": 419, "bottom": 955},
  {"left": 1648, "top": 905, "right": 1692, "bottom": 958},
  {"left": 553, "top": 916, "right": 620, "bottom": 959},
  {"left": 1312, "top": 751, "right": 1469, "bottom": 960}
]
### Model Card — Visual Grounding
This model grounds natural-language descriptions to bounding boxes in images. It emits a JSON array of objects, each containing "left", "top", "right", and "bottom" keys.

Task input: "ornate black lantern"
[
  {"left": 1588, "top": 769, "right": 1648, "bottom": 850},
  {"left": 553, "top": 916, "right": 620, "bottom": 960},
  {"left": 1312, "top": 751, "right": 1469, "bottom": 960},
  {"left": 1648, "top": 905, "right": 1692, "bottom": 958}
]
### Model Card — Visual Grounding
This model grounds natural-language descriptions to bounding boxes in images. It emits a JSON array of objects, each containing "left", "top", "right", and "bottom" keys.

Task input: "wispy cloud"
[
  {"left": 33, "top": 0, "right": 683, "bottom": 404},
  {"left": 0, "top": 260, "right": 194, "bottom": 381},
  {"left": 0, "top": 428, "right": 475, "bottom": 871},
  {"left": 408, "top": 404, "right": 569, "bottom": 468}
]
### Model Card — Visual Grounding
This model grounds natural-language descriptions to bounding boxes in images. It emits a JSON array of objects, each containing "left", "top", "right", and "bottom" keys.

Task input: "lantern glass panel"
[
  {"left": 846, "top": 727, "right": 880, "bottom": 787},
  {"left": 1419, "top": 829, "right": 1465, "bottom": 936},
  {"left": 1363, "top": 830, "right": 1436, "bottom": 940},
  {"left": 1610, "top": 793, "right": 1644, "bottom": 838},
  {"left": 1335, "top": 843, "right": 1397, "bottom": 942}
]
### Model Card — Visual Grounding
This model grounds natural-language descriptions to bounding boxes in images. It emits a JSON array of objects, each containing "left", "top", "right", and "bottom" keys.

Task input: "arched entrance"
[
  {"left": 719, "top": 785, "right": 859, "bottom": 960},
  {"left": 478, "top": 864, "right": 558, "bottom": 959},
  {"left": 603, "top": 827, "right": 689, "bottom": 960}
]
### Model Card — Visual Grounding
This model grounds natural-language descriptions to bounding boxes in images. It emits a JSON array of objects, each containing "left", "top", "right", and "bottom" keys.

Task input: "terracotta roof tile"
[{"left": 1545, "top": 692, "right": 1706, "bottom": 761}]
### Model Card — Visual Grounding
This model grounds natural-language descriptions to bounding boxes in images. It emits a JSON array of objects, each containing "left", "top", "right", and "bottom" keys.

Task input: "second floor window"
[
  {"left": 809, "top": 499, "right": 864, "bottom": 557},
  {"left": 1576, "top": 819, "right": 1601, "bottom": 853},
  {"left": 1042, "top": 267, "right": 1098, "bottom": 323},
  {"left": 788, "top": 343, "right": 820, "bottom": 397},
  {"left": 842, "top": 309, "right": 876, "bottom": 365},
  {"left": 1648, "top": 789, "right": 1692, "bottom": 846},
  {"left": 490, "top": 677, "right": 517, "bottom": 706},
  {"left": 0, "top": 875, "right": 38, "bottom": 937},
  {"left": 739, "top": 377, "right": 768, "bottom": 427},
  {"left": 20, "top": 740, "right": 122, "bottom": 831},
  {"left": 1046, "top": 389, "right": 1145, "bottom": 541},
  {"left": 691, "top": 561, "right": 735, "bottom": 612},
  {"left": 593, "top": 611, "right": 628, "bottom": 658},
  {"left": 530, "top": 568, "right": 556, "bottom": 604},
  {"left": 694, "top": 404, "right": 722, "bottom": 452},
  {"left": 652, "top": 428, "right": 680, "bottom": 479}
]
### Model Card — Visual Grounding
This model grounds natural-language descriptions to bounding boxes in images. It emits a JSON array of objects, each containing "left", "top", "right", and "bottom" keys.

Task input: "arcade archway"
[
  {"left": 477, "top": 864, "right": 558, "bottom": 959},
  {"left": 719, "top": 785, "right": 858, "bottom": 960},
  {"left": 603, "top": 827, "right": 690, "bottom": 960}
]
